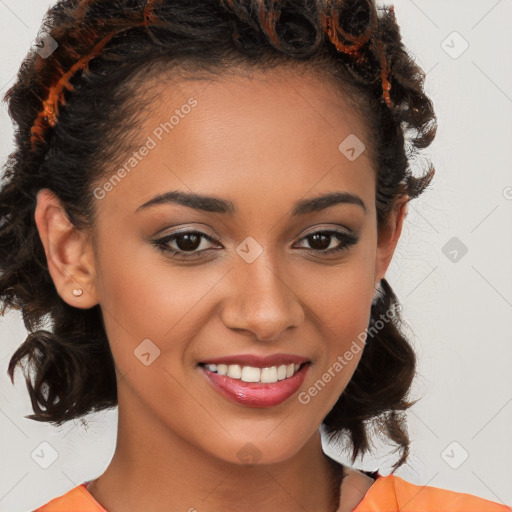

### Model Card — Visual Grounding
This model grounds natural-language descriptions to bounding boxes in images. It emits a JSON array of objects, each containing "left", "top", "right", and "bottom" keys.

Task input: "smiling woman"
[{"left": 0, "top": 1, "right": 509, "bottom": 512}]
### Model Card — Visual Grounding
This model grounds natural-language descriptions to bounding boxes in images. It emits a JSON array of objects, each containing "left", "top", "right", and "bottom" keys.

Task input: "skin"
[{"left": 34, "top": 66, "right": 407, "bottom": 512}]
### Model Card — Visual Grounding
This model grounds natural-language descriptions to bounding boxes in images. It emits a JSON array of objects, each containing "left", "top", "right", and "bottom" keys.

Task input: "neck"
[{"left": 86, "top": 387, "right": 346, "bottom": 512}]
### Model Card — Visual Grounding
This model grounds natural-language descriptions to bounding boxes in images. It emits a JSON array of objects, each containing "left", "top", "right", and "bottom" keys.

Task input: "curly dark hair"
[{"left": 1, "top": 0, "right": 436, "bottom": 473}]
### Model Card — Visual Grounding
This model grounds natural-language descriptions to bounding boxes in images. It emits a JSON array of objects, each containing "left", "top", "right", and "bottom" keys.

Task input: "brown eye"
[
  {"left": 295, "top": 230, "right": 359, "bottom": 255},
  {"left": 153, "top": 231, "right": 218, "bottom": 257},
  {"left": 173, "top": 233, "right": 202, "bottom": 252}
]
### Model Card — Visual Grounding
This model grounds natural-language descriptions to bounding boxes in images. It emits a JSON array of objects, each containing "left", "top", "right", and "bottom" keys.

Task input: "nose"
[{"left": 220, "top": 252, "right": 305, "bottom": 341}]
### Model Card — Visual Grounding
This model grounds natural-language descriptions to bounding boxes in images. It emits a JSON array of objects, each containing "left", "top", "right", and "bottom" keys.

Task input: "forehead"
[{"left": 95, "top": 66, "right": 375, "bottom": 221}]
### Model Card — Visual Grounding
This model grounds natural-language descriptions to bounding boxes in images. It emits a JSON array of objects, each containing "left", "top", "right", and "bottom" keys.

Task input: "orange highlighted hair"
[{"left": 29, "top": 0, "right": 395, "bottom": 150}]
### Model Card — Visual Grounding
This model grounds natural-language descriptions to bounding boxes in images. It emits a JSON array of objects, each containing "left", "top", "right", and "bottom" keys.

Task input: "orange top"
[{"left": 34, "top": 474, "right": 511, "bottom": 512}]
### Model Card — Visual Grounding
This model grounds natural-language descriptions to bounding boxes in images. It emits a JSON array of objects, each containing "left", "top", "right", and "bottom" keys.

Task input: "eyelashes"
[
  {"left": 152, "top": 229, "right": 359, "bottom": 260},
  {"left": 153, "top": 231, "right": 218, "bottom": 258}
]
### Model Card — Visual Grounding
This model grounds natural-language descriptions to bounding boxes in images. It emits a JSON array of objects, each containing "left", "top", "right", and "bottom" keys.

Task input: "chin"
[{"left": 206, "top": 433, "right": 308, "bottom": 467}]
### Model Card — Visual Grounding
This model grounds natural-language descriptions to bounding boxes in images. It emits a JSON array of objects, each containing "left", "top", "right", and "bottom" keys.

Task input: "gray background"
[{"left": 0, "top": 0, "right": 511, "bottom": 510}]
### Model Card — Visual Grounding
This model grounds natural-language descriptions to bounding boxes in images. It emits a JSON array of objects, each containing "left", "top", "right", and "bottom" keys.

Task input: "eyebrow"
[{"left": 135, "top": 190, "right": 366, "bottom": 215}]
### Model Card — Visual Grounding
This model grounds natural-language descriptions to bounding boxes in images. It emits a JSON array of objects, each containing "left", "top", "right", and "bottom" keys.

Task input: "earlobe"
[
  {"left": 374, "top": 196, "right": 409, "bottom": 285},
  {"left": 34, "top": 188, "right": 98, "bottom": 308}
]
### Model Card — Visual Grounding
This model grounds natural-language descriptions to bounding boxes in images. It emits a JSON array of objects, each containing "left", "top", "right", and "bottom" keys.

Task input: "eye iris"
[
  {"left": 176, "top": 233, "right": 201, "bottom": 251},
  {"left": 309, "top": 233, "right": 331, "bottom": 251}
]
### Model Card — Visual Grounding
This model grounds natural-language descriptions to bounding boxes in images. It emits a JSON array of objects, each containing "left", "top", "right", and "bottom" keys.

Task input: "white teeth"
[
  {"left": 277, "top": 365, "right": 287, "bottom": 380},
  {"left": 226, "top": 364, "right": 241, "bottom": 379},
  {"left": 241, "top": 366, "right": 260, "bottom": 382},
  {"left": 260, "top": 366, "right": 278, "bottom": 383},
  {"left": 203, "top": 362, "right": 302, "bottom": 383}
]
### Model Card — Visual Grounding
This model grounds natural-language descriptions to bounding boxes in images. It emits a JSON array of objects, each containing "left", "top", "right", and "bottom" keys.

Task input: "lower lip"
[{"left": 200, "top": 363, "right": 310, "bottom": 407}]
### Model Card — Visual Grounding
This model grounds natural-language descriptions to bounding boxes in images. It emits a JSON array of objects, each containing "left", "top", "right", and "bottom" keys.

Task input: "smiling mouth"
[
  {"left": 198, "top": 360, "right": 311, "bottom": 407},
  {"left": 198, "top": 361, "right": 309, "bottom": 384}
]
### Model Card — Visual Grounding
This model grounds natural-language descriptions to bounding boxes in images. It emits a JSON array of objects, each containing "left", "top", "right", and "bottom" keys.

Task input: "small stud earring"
[{"left": 72, "top": 288, "right": 83, "bottom": 297}]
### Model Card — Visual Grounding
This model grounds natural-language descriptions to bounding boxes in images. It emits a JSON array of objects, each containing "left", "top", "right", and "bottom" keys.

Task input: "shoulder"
[
  {"left": 33, "top": 482, "right": 106, "bottom": 512},
  {"left": 354, "top": 474, "right": 512, "bottom": 512}
]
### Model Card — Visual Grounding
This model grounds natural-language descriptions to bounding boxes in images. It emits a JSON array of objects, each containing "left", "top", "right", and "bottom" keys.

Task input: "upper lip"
[{"left": 199, "top": 353, "right": 310, "bottom": 368}]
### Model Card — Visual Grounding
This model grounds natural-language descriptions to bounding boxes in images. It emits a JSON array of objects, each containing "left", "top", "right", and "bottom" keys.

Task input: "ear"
[
  {"left": 374, "top": 195, "right": 409, "bottom": 285},
  {"left": 34, "top": 188, "right": 98, "bottom": 308}
]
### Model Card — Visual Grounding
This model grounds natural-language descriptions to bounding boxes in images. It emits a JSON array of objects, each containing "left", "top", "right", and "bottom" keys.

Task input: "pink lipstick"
[{"left": 198, "top": 354, "right": 311, "bottom": 407}]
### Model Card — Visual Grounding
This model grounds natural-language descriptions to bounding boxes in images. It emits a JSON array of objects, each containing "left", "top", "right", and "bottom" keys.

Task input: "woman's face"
[{"left": 45, "top": 67, "right": 405, "bottom": 465}]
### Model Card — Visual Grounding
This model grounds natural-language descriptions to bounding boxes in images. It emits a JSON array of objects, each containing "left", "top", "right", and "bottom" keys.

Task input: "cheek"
[
  {"left": 294, "top": 249, "right": 375, "bottom": 409},
  {"left": 300, "top": 251, "right": 375, "bottom": 337},
  {"left": 94, "top": 227, "right": 182, "bottom": 330},
  {"left": 92, "top": 230, "right": 227, "bottom": 371}
]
